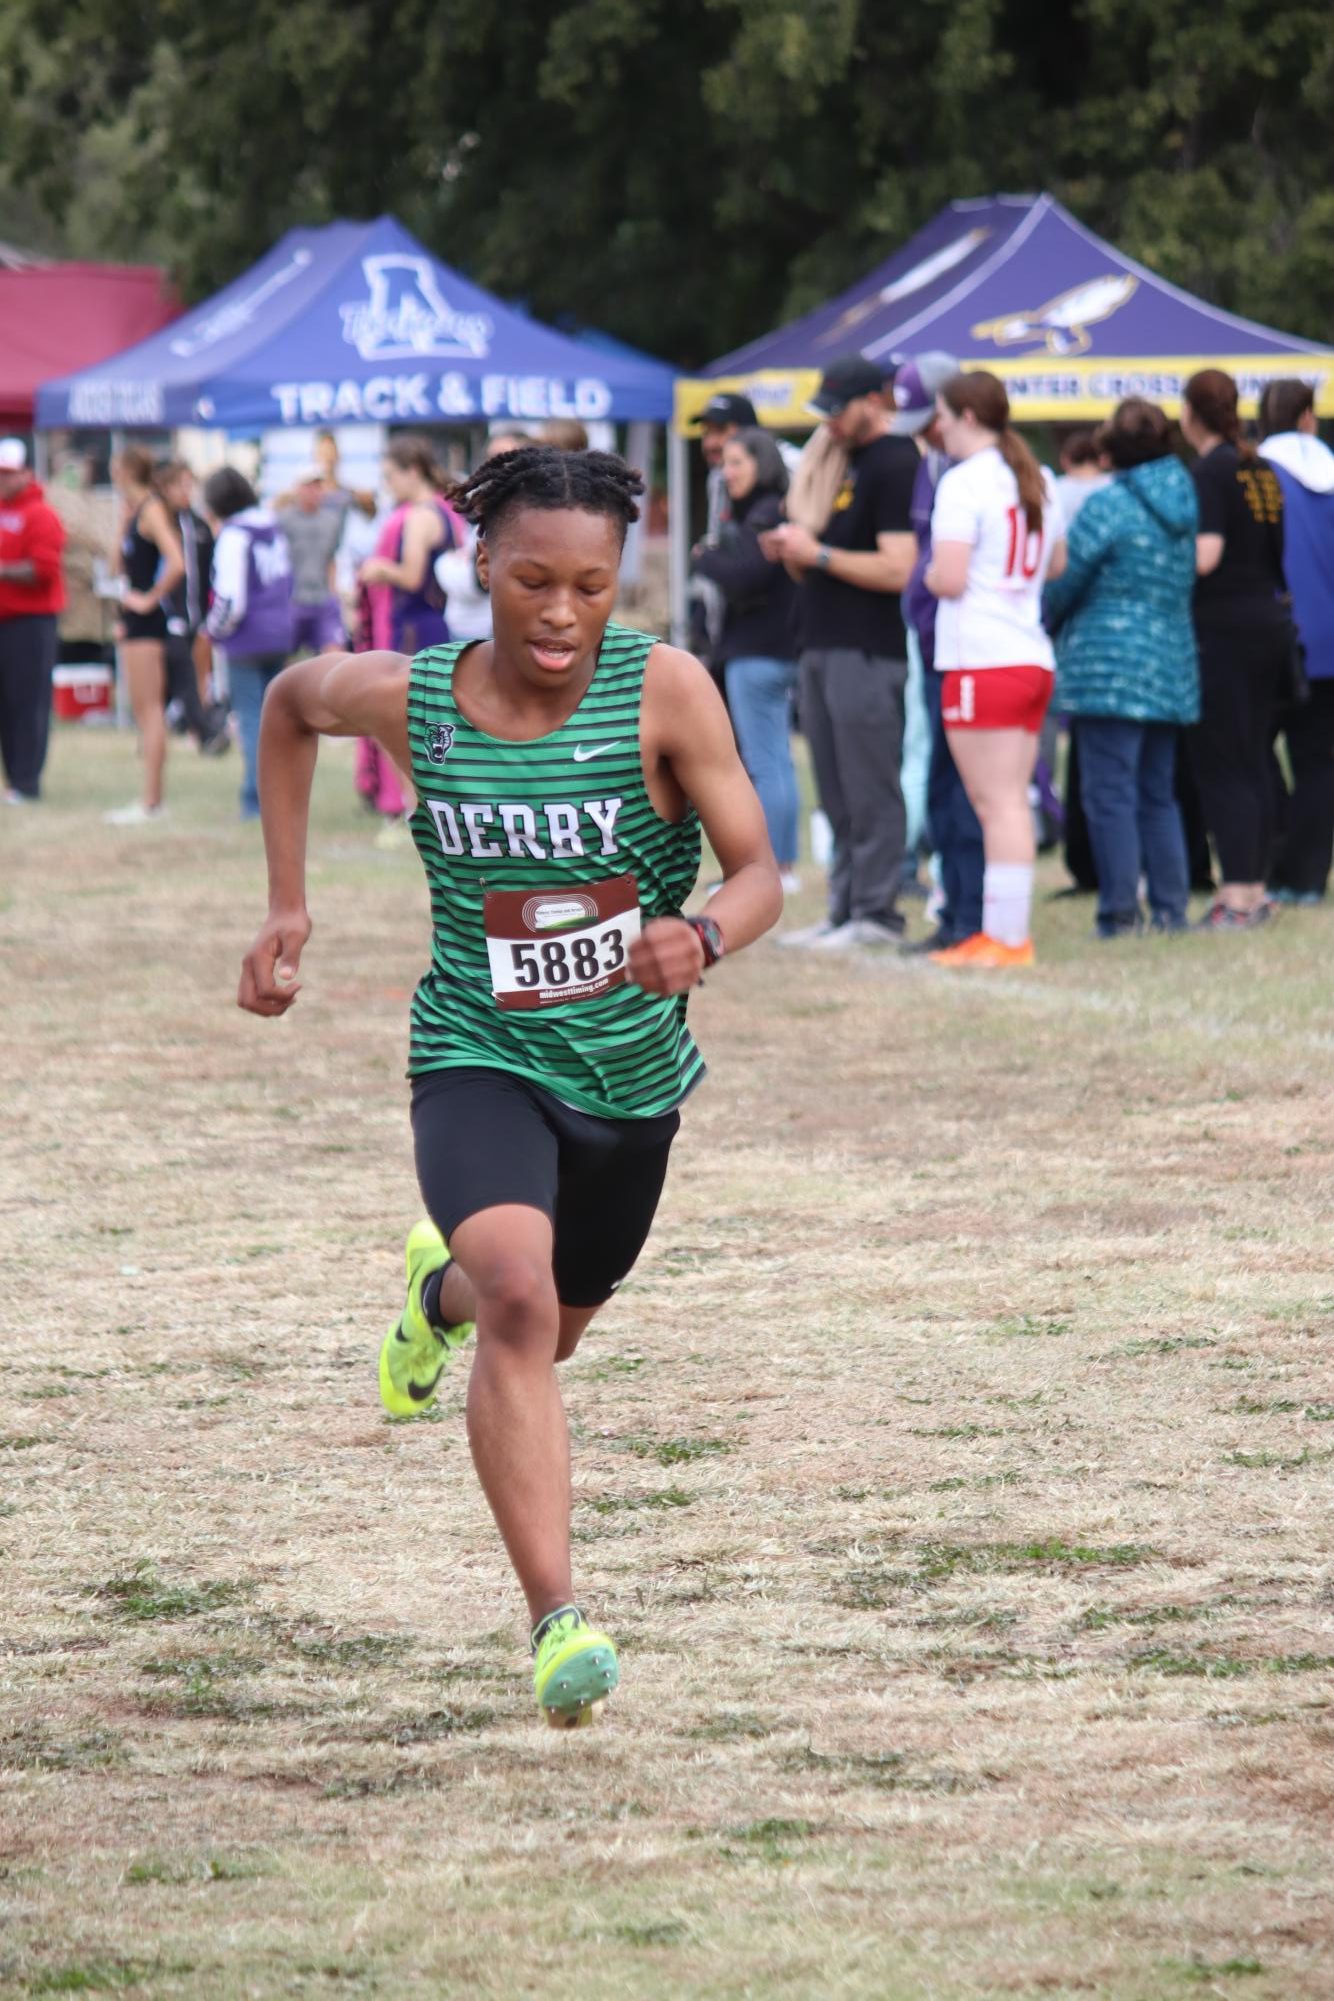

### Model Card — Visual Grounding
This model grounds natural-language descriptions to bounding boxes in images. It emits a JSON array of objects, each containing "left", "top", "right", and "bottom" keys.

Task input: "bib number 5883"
[{"left": 509, "top": 928, "right": 626, "bottom": 989}]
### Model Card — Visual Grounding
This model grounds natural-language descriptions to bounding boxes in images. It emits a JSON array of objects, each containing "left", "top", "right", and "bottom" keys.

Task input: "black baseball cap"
[
  {"left": 807, "top": 354, "right": 889, "bottom": 417},
  {"left": 696, "top": 391, "right": 759, "bottom": 429}
]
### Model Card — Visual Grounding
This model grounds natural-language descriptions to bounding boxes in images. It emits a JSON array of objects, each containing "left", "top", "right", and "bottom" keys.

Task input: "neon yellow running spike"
[
  {"left": 532, "top": 1608, "right": 619, "bottom": 1727},
  {"left": 378, "top": 1220, "right": 474, "bottom": 1418}
]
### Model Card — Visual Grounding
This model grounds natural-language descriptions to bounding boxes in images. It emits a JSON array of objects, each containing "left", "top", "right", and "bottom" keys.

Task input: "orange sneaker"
[{"left": 928, "top": 932, "right": 1034, "bottom": 968}]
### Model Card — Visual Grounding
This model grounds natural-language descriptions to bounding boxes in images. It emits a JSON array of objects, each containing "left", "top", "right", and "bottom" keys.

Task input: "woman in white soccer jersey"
[{"left": 925, "top": 370, "right": 1066, "bottom": 967}]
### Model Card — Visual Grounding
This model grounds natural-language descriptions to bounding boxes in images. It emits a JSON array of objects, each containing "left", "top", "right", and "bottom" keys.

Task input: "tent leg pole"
[{"left": 667, "top": 424, "right": 689, "bottom": 648}]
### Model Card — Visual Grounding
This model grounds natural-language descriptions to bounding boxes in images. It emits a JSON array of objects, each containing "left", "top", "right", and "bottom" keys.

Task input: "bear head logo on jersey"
[{"left": 425, "top": 722, "right": 455, "bottom": 765}]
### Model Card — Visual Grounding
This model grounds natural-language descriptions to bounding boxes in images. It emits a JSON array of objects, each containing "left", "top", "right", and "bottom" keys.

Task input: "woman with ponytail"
[
  {"left": 924, "top": 371, "right": 1065, "bottom": 966},
  {"left": 1180, "top": 370, "right": 1289, "bottom": 928}
]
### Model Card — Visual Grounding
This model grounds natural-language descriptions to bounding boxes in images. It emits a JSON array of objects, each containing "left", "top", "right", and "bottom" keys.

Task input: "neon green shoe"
[
  {"left": 378, "top": 1220, "right": 474, "bottom": 1418},
  {"left": 532, "top": 1608, "right": 620, "bottom": 1728}
]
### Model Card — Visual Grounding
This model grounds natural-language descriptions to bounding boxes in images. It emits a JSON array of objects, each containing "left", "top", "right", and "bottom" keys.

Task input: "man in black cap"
[
  {"left": 696, "top": 391, "right": 761, "bottom": 530},
  {"left": 762, "top": 355, "right": 919, "bottom": 947},
  {"left": 688, "top": 392, "right": 762, "bottom": 677}
]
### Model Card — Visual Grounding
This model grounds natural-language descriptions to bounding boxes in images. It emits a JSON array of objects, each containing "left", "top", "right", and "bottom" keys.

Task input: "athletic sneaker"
[
  {"left": 901, "top": 928, "right": 966, "bottom": 956},
  {"left": 532, "top": 1607, "right": 619, "bottom": 1726},
  {"left": 378, "top": 1219, "right": 474, "bottom": 1417},
  {"left": 929, "top": 932, "right": 1034, "bottom": 968},
  {"left": 808, "top": 917, "right": 902, "bottom": 950},
  {"left": 103, "top": 802, "right": 168, "bottom": 826},
  {"left": 778, "top": 918, "right": 846, "bottom": 949},
  {"left": 1193, "top": 900, "right": 1274, "bottom": 933},
  {"left": 1271, "top": 887, "right": 1322, "bottom": 907},
  {"left": 778, "top": 869, "right": 801, "bottom": 895}
]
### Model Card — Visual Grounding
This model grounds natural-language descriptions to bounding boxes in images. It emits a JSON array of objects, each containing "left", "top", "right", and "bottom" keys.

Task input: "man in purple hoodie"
[
  {"left": 1259, "top": 379, "right": 1334, "bottom": 902},
  {"left": 895, "top": 353, "right": 985, "bottom": 950},
  {"left": 204, "top": 469, "right": 295, "bottom": 820}
]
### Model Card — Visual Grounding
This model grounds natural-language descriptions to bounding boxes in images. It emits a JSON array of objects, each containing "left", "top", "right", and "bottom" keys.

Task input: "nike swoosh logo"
[{"left": 572, "top": 741, "right": 623, "bottom": 762}]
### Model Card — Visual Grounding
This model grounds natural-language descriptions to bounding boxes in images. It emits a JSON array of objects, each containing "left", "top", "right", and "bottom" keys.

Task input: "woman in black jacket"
[{"left": 692, "top": 428, "right": 800, "bottom": 888}]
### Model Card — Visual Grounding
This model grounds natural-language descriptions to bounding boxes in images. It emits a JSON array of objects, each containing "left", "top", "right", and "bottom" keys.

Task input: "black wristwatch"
[{"left": 685, "top": 914, "right": 726, "bottom": 970}]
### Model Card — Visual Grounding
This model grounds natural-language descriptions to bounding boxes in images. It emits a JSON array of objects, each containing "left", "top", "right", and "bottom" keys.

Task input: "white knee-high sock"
[{"left": 983, "top": 862, "right": 1034, "bottom": 947}]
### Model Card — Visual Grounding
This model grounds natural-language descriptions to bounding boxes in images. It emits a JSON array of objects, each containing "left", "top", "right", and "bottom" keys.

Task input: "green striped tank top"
[{"left": 405, "top": 622, "right": 705, "bottom": 1118}]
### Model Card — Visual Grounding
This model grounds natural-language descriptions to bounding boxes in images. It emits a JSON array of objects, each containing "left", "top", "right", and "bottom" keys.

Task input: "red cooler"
[{"left": 52, "top": 664, "right": 113, "bottom": 722}]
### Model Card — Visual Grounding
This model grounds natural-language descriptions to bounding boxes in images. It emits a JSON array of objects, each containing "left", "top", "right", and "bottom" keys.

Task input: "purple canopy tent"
[{"left": 667, "top": 192, "right": 1334, "bottom": 634}]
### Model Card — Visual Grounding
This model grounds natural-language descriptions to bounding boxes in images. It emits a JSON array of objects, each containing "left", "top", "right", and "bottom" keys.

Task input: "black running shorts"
[{"left": 410, "top": 1066, "right": 680, "bottom": 1307}]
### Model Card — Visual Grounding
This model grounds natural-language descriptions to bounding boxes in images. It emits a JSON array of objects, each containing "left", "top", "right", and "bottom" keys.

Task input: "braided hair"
[{"left": 451, "top": 445, "right": 644, "bottom": 547}]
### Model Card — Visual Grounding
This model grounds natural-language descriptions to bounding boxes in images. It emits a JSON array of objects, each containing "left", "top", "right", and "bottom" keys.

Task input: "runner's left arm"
[
  {"left": 238, "top": 649, "right": 409, "bottom": 1017},
  {"left": 631, "top": 643, "right": 782, "bottom": 997}
]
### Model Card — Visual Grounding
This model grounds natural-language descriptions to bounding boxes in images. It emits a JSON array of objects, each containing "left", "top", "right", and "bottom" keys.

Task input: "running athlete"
[
  {"left": 239, "top": 448, "right": 781, "bottom": 1725},
  {"left": 925, "top": 372, "right": 1066, "bottom": 967}
]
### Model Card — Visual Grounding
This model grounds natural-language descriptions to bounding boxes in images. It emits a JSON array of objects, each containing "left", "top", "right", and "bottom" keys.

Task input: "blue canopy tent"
[{"left": 36, "top": 215, "right": 677, "bottom": 430}]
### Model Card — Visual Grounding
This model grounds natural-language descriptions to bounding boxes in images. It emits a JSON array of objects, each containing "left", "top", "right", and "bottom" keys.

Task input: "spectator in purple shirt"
[{"left": 203, "top": 469, "right": 295, "bottom": 820}]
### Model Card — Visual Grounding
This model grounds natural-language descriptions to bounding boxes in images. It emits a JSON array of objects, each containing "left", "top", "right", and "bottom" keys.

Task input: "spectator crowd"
[
  {"left": 2, "top": 369, "right": 1332, "bottom": 956},
  {"left": 687, "top": 359, "right": 1334, "bottom": 957}
]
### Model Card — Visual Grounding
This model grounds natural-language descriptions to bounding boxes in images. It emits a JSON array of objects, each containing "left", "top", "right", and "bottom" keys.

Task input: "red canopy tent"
[{"left": 0, "top": 261, "right": 179, "bottom": 429}]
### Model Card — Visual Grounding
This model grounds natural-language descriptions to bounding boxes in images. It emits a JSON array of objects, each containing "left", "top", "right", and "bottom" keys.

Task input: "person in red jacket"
[{"left": 0, "top": 438, "right": 66, "bottom": 803}]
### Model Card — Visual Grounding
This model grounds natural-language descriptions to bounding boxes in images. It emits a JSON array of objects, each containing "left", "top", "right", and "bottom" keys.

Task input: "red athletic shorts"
[{"left": 941, "top": 666, "right": 1053, "bottom": 733}]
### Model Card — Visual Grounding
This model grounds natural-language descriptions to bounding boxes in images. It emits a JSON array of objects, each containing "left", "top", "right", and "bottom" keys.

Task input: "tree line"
[{"left": 1, "top": 0, "right": 1331, "bottom": 367}]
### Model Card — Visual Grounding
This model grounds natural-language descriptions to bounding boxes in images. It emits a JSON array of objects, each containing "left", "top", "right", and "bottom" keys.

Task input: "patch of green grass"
[
  {"left": 788, "top": 1746, "right": 983, "bottom": 1793},
  {"left": 908, "top": 1424, "right": 1006, "bottom": 1440},
  {"left": 124, "top": 1849, "right": 275, "bottom": 1886},
  {"left": 833, "top": 1567, "right": 916, "bottom": 1609},
  {"left": 1305, "top": 1402, "right": 1334, "bottom": 1421},
  {"left": 581, "top": 1353, "right": 646, "bottom": 1379},
  {"left": 654, "top": 1245, "right": 723, "bottom": 1274},
  {"left": 381, "top": 1706, "right": 497, "bottom": 1743},
  {"left": 1174, "top": 1956, "right": 1265, "bottom": 1981},
  {"left": 917, "top": 1538, "right": 1154, "bottom": 1579},
  {"left": 688, "top": 1711, "right": 778, "bottom": 1741},
  {"left": 0, "top": 1728, "right": 125, "bottom": 1773},
  {"left": 721, "top": 1816, "right": 816, "bottom": 1862},
  {"left": 1131, "top": 1649, "right": 1334, "bottom": 1678},
  {"left": 987, "top": 1315, "right": 1072, "bottom": 1339},
  {"left": 280, "top": 1629, "right": 413, "bottom": 1668},
  {"left": 19, "top": 1383, "right": 77, "bottom": 1401},
  {"left": 1076, "top": 1600, "right": 1223, "bottom": 1633},
  {"left": 30, "top": 1961, "right": 194, "bottom": 1994},
  {"left": 612, "top": 1920, "right": 689, "bottom": 1946},
  {"left": 1113, "top": 1334, "right": 1218, "bottom": 1357},
  {"left": 0, "top": 1434, "right": 46, "bottom": 1451},
  {"left": 587, "top": 1486, "right": 694, "bottom": 1514},
  {"left": 1225, "top": 1444, "right": 1334, "bottom": 1470},
  {"left": 94, "top": 1561, "right": 249, "bottom": 1622},
  {"left": 621, "top": 1435, "right": 733, "bottom": 1466}
]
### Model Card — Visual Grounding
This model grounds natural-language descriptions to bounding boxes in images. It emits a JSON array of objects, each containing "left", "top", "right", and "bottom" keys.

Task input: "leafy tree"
[{"left": 0, "top": 0, "right": 1330, "bottom": 364}]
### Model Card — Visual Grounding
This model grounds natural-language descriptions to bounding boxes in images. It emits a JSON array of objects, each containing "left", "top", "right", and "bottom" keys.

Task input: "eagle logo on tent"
[
  {"left": 971, "top": 275, "right": 1139, "bottom": 356},
  {"left": 340, "top": 255, "right": 493, "bottom": 361}
]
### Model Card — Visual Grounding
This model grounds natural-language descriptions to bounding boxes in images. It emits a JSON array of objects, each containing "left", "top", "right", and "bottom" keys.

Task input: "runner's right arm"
[{"left": 237, "top": 650, "right": 409, "bottom": 1017}]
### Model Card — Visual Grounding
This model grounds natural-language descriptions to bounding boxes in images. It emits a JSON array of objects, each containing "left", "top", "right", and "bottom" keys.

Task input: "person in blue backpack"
[
  {"left": 1045, "top": 398, "right": 1200, "bottom": 938},
  {"left": 1258, "top": 379, "right": 1334, "bottom": 904}
]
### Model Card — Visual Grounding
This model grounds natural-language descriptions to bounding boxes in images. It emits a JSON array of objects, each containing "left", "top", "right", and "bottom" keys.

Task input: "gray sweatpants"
[{"left": 799, "top": 646, "right": 908, "bottom": 928}]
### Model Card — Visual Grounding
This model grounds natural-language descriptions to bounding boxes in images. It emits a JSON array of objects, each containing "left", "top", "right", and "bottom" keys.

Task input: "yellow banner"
[{"left": 675, "top": 354, "right": 1334, "bottom": 432}]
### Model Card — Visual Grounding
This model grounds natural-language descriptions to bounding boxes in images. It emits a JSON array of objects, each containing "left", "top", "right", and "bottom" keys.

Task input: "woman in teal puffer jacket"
[{"left": 1045, "top": 398, "right": 1200, "bottom": 937}]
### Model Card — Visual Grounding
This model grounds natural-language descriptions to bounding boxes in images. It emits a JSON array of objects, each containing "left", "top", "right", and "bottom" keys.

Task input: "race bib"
[{"left": 484, "top": 875, "right": 641, "bottom": 1011}]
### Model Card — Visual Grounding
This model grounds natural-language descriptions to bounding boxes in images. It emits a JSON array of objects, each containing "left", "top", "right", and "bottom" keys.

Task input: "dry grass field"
[{"left": 2, "top": 723, "right": 1332, "bottom": 2000}]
